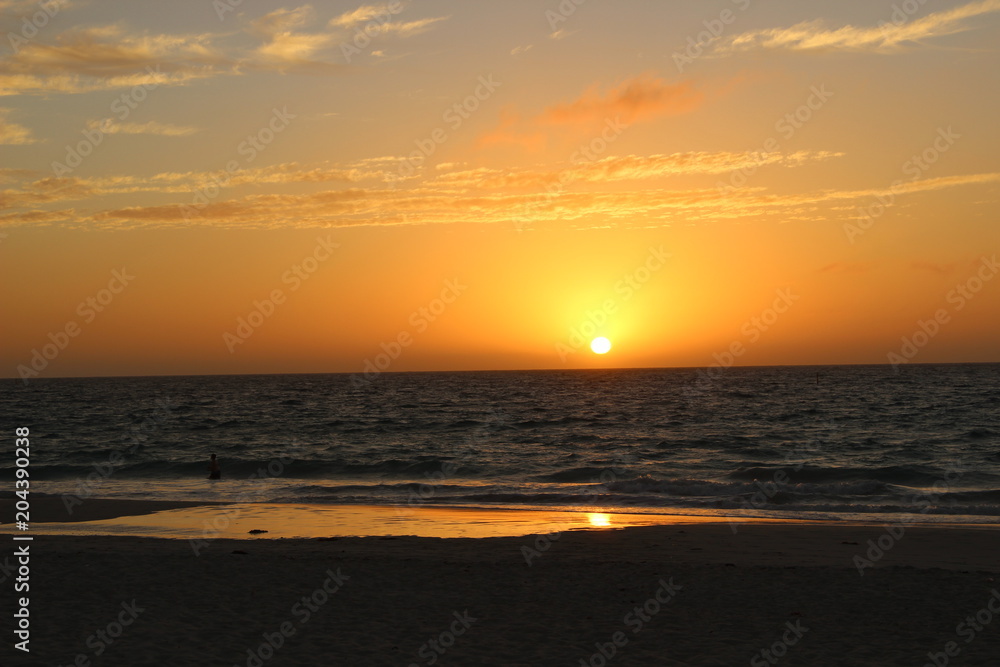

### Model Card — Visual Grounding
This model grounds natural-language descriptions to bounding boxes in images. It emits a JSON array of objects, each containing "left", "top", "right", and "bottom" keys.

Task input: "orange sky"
[{"left": 1, "top": 0, "right": 998, "bottom": 379}]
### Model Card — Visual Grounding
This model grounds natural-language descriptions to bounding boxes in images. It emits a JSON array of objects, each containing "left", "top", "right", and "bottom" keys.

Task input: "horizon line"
[{"left": 3, "top": 360, "right": 998, "bottom": 383}]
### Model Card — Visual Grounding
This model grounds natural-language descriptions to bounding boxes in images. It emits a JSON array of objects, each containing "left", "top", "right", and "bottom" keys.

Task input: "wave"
[
  {"left": 9, "top": 457, "right": 477, "bottom": 480},
  {"left": 605, "top": 475, "right": 892, "bottom": 498},
  {"left": 534, "top": 467, "right": 616, "bottom": 483},
  {"left": 725, "top": 464, "right": 966, "bottom": 486}
]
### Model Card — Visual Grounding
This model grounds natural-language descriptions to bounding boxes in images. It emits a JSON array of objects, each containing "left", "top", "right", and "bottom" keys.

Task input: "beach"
[{"left": 7, "top": 502, "right": 1000, "bottom": 666}]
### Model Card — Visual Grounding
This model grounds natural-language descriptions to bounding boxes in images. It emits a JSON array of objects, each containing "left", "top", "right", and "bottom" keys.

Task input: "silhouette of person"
[{"left": 208, "top": 453, "right": 221, "bottom": 480}]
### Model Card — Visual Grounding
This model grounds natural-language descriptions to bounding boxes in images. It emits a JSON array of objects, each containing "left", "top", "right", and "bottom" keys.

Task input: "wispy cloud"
[
  {"left": 0, "top": 3, "right": 451, "bottom": 95},
  {"left": 714, "top": 0, "right": 1000, "bottom": 55},
  {"left": 434, "top": 151, "right": 844, "bottom": 189},
  {"left": 329, "top": 3, "right": 399, "bottom": 29},
  {"left": 329, "top": 3, "right": 448, "bottom": 36},
  {"left": 479, "top": 73, "right": 704, "bottom": 151},
  {"left": 0, "top": 24, "right": 227, "bottom": 95},
  {"left": 0, "top": 107, "right": 36, "bottom": 144},
  {"left": 543, "top": 73, "right": 702, "bottom": 125},
  {"left": 4, "top": 156, "right": 996, "bottom": 231},
  {"left": 249, "top": 5, "right": 344, "bottom": 72},
  {"left": 0, "top": 0, "right": 72, "bottom": 11},
  {"left": 87, "top": 119, "right": 199, "bottom": 137},
  {"left": 0, "top": 161, "right": 396, "bottom": 210}
]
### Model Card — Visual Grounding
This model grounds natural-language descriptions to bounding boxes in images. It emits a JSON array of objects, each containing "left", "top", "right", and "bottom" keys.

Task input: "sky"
[{"left": 1, "top": 0, "right": 998, "bottom": 379}]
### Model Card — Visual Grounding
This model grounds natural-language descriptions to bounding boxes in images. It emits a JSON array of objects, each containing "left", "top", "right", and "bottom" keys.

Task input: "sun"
[{"left": 590, "top": 337, "right": 612, "bottom": 354}]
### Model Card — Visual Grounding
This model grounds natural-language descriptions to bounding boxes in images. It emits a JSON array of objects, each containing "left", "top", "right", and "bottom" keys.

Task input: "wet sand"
[{"left": 1, "top": 497, "right": 222, "bottom": 523}]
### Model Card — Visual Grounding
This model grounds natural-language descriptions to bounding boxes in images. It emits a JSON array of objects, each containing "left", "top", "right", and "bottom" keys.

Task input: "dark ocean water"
[{"left": 3, "top": 364, "right": 1000, "bottom": 523}]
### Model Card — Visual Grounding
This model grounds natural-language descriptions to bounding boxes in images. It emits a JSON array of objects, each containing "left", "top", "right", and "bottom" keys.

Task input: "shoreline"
[
  {"left": 5, "top": 496, "right": 1000, "bottom": 537},
  {"left": 0, "top": 496, "right": 225, "bottom": 523},
  {"left": 2, "top": 499, "right": 998, "bottom": 569}
]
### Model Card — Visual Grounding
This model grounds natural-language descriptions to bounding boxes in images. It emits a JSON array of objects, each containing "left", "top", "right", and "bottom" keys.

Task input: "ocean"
[{"left": 4, "top": 364, "right": 1000, "bottom": 523}]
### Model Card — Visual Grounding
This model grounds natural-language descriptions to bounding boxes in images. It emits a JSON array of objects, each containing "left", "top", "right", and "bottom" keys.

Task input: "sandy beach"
[{"left": 5, "top": 502, "right": 1000, "bottom": 666}]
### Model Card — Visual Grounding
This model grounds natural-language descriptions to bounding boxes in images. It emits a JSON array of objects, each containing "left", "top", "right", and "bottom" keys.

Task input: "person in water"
[{"left": 208, "top": 453, "right": 221, "bottom": 480}]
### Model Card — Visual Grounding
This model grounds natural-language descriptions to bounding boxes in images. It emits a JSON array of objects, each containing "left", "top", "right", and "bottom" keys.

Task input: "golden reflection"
[{"left": 2, "top": 504, "right": 798, "bottom": 540}]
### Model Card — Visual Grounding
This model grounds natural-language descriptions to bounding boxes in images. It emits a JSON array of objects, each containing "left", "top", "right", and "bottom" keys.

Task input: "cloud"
[
  {"left": 0, "top": 8, "right": 352, "bottom": 95},
  {"left": 87, "top": 119, "right": 198, "bottom": 137},
  {"left": 250, "top": 5, "right": 315, "bottom": 36},
  {"left": 0, "top": 68, "right": 210, "bottom": 97},
  {"left": 478, "top": 73, "right": 704, "bottom": 150},
  {"left": 5, "top": 147, "right": 996, "bottom": 232},
  {"left": 329, "top": 3, "right": 400, "bottom": 29},
  {"left": 329, "top": 3, "right": 448, "bottom": 37},
  {"left": 0, "top": 3, "right": 451, "bottom": 94},
  {"left": 510, "top": 45, "right": 533, "bottom": 56},
  {"left": 435, "top": 151, "right": 844, "bottom": 189},
  {"left": 714, "top": 0, "right": 1000, "bottom": 55},
  {"left": 0, "top": 161, "right": 398, "bottom": 211},
  {"left": 0, "top": 24, "right": 227, "bottom": 95},
  {"left": 0, "top": 108, "right": 36, "bottom": 144},
  {"left": 382, "top": 17, "right": 449, "bottom": 36},
  {"left": 247, "top": 6, "right": 349, "bottom": 72},
  {"left": 477, "top": 109, "right": 548, "bottom": 151},
  {"left": 1, "top": 176, "right": 92, "bottom": 209},
  {"left": 0, "top": 0, "right": 72, "bottom": 11},
  {"left": 543, "top": 73, "right": 702, "bottom": 125}
]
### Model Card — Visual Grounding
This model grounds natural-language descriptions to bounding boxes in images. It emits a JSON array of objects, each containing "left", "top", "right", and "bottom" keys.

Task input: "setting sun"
[{"left": 590, "top": 337, "right": 612, "bottom": 355}]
